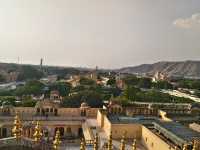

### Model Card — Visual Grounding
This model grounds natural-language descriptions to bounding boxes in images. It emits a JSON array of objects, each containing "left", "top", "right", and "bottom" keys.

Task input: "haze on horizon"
[{"left": 0, "top": 0, "right": 200, "bottom": 69}]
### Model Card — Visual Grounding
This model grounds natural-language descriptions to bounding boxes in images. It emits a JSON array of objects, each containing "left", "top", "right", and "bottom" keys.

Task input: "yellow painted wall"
[
  {"left": 111, "top": 124, "right": 142, "bottom": 139},
  {"left": 141, "top": 126, "right": 175, "bottom": 150}
]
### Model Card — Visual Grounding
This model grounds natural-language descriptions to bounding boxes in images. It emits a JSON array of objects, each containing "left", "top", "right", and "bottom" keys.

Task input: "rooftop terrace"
[{"left": 153, "top": 121, "right": 200, "bottom": 147}]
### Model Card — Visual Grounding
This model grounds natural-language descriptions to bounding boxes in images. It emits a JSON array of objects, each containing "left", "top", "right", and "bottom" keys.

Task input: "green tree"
[
  {"left": 123, "top": 86, "right": 140, "bottom": 101},
  {"left": 107, "top": 77, "right": 116, "bottom": 86},
  {"left": 80, "top": 77, "right": 95, "bottom": 86},
  {"left": 61, "top": 90, "right": 103, "bottom": 108},
  {"left": 152, "top": 81, "right": 173, "bottom": 89},
  {"left": 50, "top": 82, "right": 72, "bottom": 97},
  {"left": 21, "top": 99, "right": 36, "bottom": 107},
  {"left": 194, "top": 91, "right": 200, "bottom": 98},
  {"left": 0, "top": 96, "right": 16, "bottom": 106},
  {"left": 137, "top": 77, "right": 152, "bottom": 89},
  {"left": 17, "top": 66, "right": 44, "bottom": 81},
  {"left": 14, "top": 80, "right": 45, "bottom": 96},
  {"left": 123, "top": 75, "right": 139, "bottom": 86}
]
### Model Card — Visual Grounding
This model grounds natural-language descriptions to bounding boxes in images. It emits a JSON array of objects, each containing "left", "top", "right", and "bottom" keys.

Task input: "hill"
[
  {"left": 117, "top": 61, "right": 200, "bottom": 78},
  {"left": 0, "top": 63, "right": 82, "bottom": 82}
]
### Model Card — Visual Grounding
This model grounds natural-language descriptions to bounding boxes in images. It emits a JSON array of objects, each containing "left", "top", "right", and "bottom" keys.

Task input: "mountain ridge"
[
  {"left": 116, "top": 60, "right": 200, "bottom": 78},
  {"left": 1, "top": 60, "right": 200, "bottom": 80}
]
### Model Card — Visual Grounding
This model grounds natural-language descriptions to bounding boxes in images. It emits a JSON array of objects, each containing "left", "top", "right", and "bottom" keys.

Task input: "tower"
[{"left": 40, "top": 58, "right": 43, "bottom": 70}]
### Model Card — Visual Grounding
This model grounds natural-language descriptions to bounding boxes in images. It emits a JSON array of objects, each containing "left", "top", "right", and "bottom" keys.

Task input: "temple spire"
[
  {"left": 33, "top": 121, "right": 43, "bottom": 143},
  {"left": 53, "top": 130, "right": 61, "bottom": 150},
  {"left": 12, "top": 112, "right": 22, "bottom": 140}
]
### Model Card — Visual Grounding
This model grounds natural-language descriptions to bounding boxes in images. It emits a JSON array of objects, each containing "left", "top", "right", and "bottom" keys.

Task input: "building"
[{"left": 0, "top": 100, "right": 200, "bottom": 149}]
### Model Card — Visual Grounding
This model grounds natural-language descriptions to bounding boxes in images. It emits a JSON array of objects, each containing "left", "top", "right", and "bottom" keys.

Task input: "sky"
[{"left": 0, "top": 0, "right": 200, "bottom": 69}]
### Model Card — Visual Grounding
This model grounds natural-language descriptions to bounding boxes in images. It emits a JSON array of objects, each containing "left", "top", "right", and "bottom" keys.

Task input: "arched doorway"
[
  {"left": 78, "top": 128, "right": 83, "bottom": 137},
  {"left": 54, "top": 109, "right": 58, "bottom": 116},
  {"left": 66, "top": 127, "right": 72, "bottom": 137},
  {"left": 55, "top": 127, "right": 64, "bottom": 137}
]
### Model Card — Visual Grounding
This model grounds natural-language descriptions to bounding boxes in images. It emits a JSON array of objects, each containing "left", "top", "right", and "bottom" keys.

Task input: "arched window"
[
  {"left": 46, "top": 108, "right": 49, "bottom": 113},
  {"left": 54, "top": 109, "right": 58, "bottom": 116}
]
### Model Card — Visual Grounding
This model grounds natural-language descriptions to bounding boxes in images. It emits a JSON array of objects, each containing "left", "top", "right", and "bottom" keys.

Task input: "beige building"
[{"left": 0, "top": 100, "right": 200, "bottom": 149}]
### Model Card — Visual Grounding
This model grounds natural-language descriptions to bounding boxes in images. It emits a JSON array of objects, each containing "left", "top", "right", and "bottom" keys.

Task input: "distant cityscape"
[{"left": 0, "top": 60, "right": 200, "bottom": 150}]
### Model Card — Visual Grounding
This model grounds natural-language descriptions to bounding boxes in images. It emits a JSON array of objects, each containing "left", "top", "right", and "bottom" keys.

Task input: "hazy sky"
[{"left": 0, "top": 0, "right": 200, "bottom": 68}]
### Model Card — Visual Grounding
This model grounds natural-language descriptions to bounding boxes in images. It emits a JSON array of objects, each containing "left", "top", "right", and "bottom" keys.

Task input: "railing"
[
  {"left": 0, "top": 116, "right": 86, "bottom": 122},
  {"left": 0, "top": 137, "right": 53, "bottom": 150}
]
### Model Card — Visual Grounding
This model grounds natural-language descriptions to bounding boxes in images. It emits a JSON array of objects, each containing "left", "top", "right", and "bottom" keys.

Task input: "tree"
[
  {"left": 0, "top": 96, "right": 16, "bottom": 106},
  {"left": 137, "top": 78, "right": 152, "bottom": 89},
  {"left": 123, "top": 75, "right": 139, "bottom": 86},
  {"left": 61, "top": 90, "right": 103, "bottom": 108},
  {"left": 107, "top": 78, "right": 116, "bottom": 86},
  {"left": 178, "top": 79, "right": 200, "bottom": 90},
  {"left": 21, "top": 99, "right": 36, "bottom": 107},
  {"left": 14, "top": 80, "right": 45, "bottom": 96},
  {"left": 0, "top": 90, "right": 14, "bottom": 96},
  {"left": 80, "top": 77, "right": 95, "bottom": 86},
  {"left": 50, "top": 82, "right": 72, "bottom": 97},
  {"left": 152, "top": 81, "right": 173, "bottom": 89},
  {"left": 17, "top": 66, "right": 44, "bottom": 81},
  {"left": 123, "top": 86, "right": 140, "bottom": 101},
  {"left": 194, "top": 91, "right": 200, "bottom": 98}
]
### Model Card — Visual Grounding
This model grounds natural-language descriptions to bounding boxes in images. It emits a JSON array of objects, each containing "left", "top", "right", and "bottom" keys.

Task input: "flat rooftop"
[
  {"left": 153, "top": 121, "right": 200, "bottom": 147},
  {"left": 108, "top": 115, "right": 158, "bottom": 125}
]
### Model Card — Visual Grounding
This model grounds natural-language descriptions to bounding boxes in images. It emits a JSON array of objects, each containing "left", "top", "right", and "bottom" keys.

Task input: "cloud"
[{"left": 173, "top": 13, "right": 200, "bottom": 29}]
